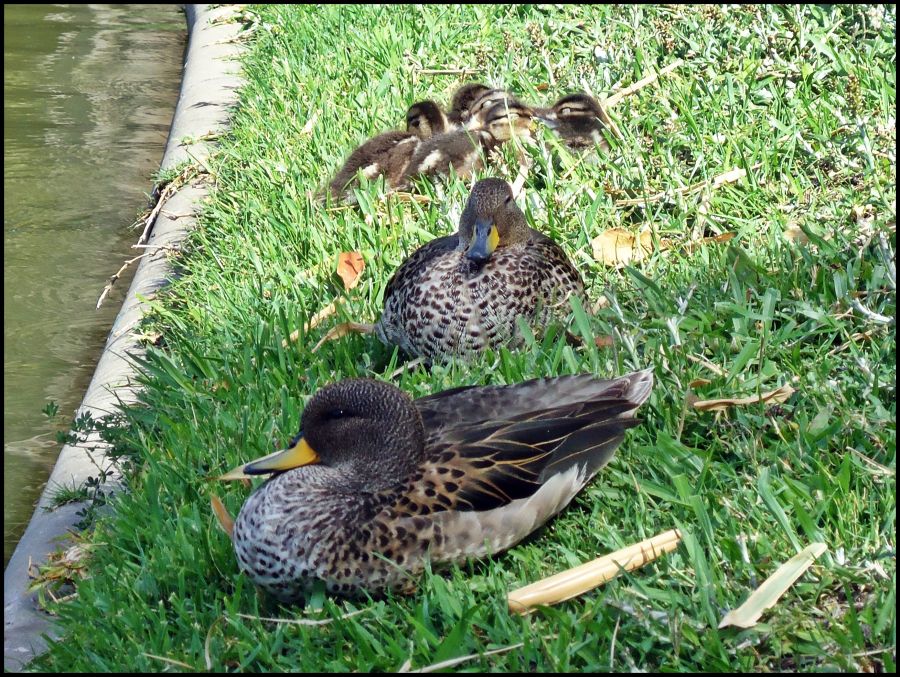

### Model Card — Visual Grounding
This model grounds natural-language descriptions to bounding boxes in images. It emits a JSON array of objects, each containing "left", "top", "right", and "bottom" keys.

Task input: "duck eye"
[
  {"left": 410, "top": 119, "right": 420, "bottom": 127},
  {"left": 323, "top": 408, "right": 346, "bottom": 421}
]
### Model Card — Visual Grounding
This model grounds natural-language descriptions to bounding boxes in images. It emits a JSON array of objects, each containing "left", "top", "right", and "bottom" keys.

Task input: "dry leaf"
[
  {"left": 594, "top": 335, "right": 615, "bottom": 348},
  {"left": 692, "top": 384, "right": 796, "bottom": 412},
  {"left": 591, "top": 228, "right": 653, "bottom": 266},
  {"left": 683, "top": 232, "right": 736, "bottom": 254},
  {"left": 299, "top": 110, "right": 318, "bottom": 136},
  {"left": 689, "top": 377, "right": 712, "bottom": 388},
  {"left": 783, "top": 222, "right": 809, "bottom": 244},
  {"left": 210, "top": 495, "right": 234, "bottom": 539},
  {"left": 507, "top": 528, "right": 681, "bottom": 614},
  {"left": 337, "top": 251, "right": 365, "bottom": 290},
  {"left": 719, "top": 542, "right": 827, "bottom": 629},
  {"left": 311, "top": 321, "right": 375, "bottom": 353}
]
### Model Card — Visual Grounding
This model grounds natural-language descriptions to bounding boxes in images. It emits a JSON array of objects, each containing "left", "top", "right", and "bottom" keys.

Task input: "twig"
[
  {"left": 602, "top": 58, "right": 683, "bottom": 108},
  {"left": 282, "top": 300, "right": 340, "bottom": 347},
  {"left": 685, "top": 353, "right": 727, "bottom": 376},
  {"left": 849, "top": 298, "right": 894, "bottom": 325},
  {"left": 141, "top": 653, "right": 195, "bottom": 670},
  {"left": 615, "top": 164, "right": 759, "bottom": 207},
  {"left": 136, "top": 181, "right": 178, "bottom": 245},
  {"left": 401, "top": 643, "right": 525, "bottom": 673},
  {"left": 96, "top": 254, "right": 149, "bottom": 309},
  {"left": 416, "top": 68, "right": 479, "bottom": 76},
  {"left": 389, "top": 357, "right": 426, "bottom": 380},
  {"left": 236, "top": 608, "right": 370, "bottom": 626}
]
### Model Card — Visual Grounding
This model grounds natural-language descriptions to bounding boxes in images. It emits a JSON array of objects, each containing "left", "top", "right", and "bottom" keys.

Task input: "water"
[{"left": 3, "top": 5, "right": 185, "bottom": 567}]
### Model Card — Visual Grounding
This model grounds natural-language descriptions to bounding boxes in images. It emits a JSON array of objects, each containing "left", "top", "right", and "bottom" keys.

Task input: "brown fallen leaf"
[
  {"left": 311, "top": 321, "right": 375, "bottom": 353},
  {"left": 591, "top": 228, "right": 653, "bottom": 266},
  {"left": 689, "top": 377, "right": 712, "bottom": 388},
  {"left": 594, "top": 335, "right": 615, "bottom": 348},
  {"left": 783, "top": 222, "right": 810, "bottom": 244},
  {"left": 683, "top": 232, "right": 736, "bottom": 254},
  {"left": 210, "top": 494, "right": 234, "bottom": 540},
  {"left": 692, "top": 384, "right": 796, "bottom": 412},
  {"left": 337, "top": 251, "right": 365, "bottom": 290}
]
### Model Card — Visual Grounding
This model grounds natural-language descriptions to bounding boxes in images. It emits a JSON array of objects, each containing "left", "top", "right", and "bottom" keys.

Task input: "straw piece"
[{"left": 507, "top": 528, "right": 681, "bottom": 614}]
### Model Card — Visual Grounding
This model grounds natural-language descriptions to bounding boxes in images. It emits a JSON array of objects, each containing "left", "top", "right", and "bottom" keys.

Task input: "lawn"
[{"left": 33, "top": 4, "right": 895, "bottom": 671}]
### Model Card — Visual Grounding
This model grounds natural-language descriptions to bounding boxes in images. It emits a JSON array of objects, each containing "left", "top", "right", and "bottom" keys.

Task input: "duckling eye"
[{"left": 410, "top": 119, "right": 420, "bottom": 127}]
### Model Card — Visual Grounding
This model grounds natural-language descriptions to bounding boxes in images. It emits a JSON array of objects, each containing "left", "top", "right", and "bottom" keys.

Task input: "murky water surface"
[{"left": 4, "top": 4, "right": 184, "bottom": 566}]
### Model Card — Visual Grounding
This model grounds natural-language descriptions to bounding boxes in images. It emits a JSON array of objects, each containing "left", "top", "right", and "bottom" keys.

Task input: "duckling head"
[
  {"left": 553, "top": 92, "right": 604, "bottom": 121},
  {"left": 482, "top": 100, "right": 535, "bottom": 142},
  {"left": 465, "top": 89, "right": 527, "bottom": 129},
  {"left": 406, "top": 100, "right": 449, "bottom": 139},
  {"left": 239, "top": 378, "right": 427, "bottom": 492},
  {"left": 448, "top": 82, "right": 492, "bottom": 125},
  {"left": 458, "top": 178, "right": 530, "bottom": 265}
]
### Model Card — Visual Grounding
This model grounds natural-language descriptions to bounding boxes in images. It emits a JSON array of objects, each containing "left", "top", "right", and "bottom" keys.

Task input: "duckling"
[
  {"left": 399, "top": 100, "right": 534, "bottom": 188},
  {"left": 328, "top": 100, "right": 449, "bottom": 200},
  {"left": 226, "top": 369, "right": 654, "bottom": 600},
  {"left": 446, "top": 82, "right": 492, "bottom": 126},
  {"left": 375, "top": 178, "right": 584, "bottom": 362},
  {"left": 537, "top": 92, "right": 610, "bottom": 151}
]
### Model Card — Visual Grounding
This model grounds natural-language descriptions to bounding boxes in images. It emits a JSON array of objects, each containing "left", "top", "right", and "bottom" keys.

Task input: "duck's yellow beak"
[
  {"left": 466, "top": 218, "right": 499, "bottom": 263},
  {"left": 218, "top": 436, "right": 320, "bottom": 481}
]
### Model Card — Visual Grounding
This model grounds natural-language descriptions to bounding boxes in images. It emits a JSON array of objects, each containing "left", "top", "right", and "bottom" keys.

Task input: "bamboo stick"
[{"left": 508, "top": 528, "right": 682, "bottom": 614}]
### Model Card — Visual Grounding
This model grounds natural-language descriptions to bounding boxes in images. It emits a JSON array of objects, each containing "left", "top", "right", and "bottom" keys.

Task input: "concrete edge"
[{"left": 3, "top": 5, "right": 245, "bottom": 670}]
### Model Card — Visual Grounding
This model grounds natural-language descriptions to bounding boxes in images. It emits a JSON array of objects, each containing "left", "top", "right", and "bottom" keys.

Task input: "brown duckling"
[
  {"left": 375, "top": 178, "right": 584, "bottom": 362},
  {"left": 446, "top": 82, "right": 493, "bottom": 126},
  {"left": 537, "top": 92, "right": 610, "bottom": 151},
  {"left": 328, "top": 100, "right": 449, "bottom": 200},
  {"left": 398, "top": 100, "right": 534, "bottom": 188}
]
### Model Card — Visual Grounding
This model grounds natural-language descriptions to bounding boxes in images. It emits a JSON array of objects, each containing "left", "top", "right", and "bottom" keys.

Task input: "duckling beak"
[
  {"left": 466, "top": 218, "right": 500, "bottom": 263},
  {"left": 218, "top": 436, "right": 320, "bottom": 481}
]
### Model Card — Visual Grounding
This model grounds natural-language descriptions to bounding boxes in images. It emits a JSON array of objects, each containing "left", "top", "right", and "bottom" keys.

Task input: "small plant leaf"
[{"left": 719, "top": 542, "right": 827, "bottom": 629}]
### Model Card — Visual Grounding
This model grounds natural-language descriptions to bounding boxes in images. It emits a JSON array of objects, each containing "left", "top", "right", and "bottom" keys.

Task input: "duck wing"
[{"left": 396, "top": 370, "right": 653, "bottom": 515}]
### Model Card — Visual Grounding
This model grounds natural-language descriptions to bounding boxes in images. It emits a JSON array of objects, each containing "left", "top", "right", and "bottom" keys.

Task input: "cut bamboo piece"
[{"left": 507, "top": 528, "right": 682, "bottom": 614}]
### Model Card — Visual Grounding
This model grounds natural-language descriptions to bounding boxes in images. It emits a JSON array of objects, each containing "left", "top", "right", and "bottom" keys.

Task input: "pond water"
[{"left": 3, "top": 4, "right": 185, "bottom": 567}]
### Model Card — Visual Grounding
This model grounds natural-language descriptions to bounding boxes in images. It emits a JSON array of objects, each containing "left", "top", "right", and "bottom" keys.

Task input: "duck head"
[
  {"left": 458, "top": 178, "right": 530, "bottom": 265},
  {"left": 224, "top": 379, "right": 427, "bottom": 492},
  {"left": 406, "top": 100, "right": 449, "bottom": 139}
]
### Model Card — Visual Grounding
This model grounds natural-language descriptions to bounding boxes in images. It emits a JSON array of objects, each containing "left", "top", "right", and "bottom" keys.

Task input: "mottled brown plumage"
[
  {"left": 399, "top": 101, "right": 534, "bottom": 188},
  {"left": 375, "top": 178, "right": 584, "bottom": 362},
  {"left": 229, "top": 370, "right": 653, "bottom": 601},
  {"left": 536, "top": 92, "right": 610, "bottom": 151},
  {"left": 328, "top": 100, "right": 450, "bottom": 200}
]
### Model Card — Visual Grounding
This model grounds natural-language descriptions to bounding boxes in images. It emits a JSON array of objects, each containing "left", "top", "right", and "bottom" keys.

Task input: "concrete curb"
[{"left": 3, "top": 5, "right": 244, "bottom": 670}]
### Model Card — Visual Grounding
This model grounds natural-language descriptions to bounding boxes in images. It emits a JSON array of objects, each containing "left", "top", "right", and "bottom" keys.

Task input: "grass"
[{"left": 31, "top": 4, "right": 895, "bottom": 672}]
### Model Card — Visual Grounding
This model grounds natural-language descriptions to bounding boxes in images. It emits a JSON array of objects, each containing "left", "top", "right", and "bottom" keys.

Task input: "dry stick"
[
  {"left": 282, "top": 300, "right": 340, "bottom": 347},
  {"left": 402, "top": 643, "right": 525, "bottom": 673},
  {"left": 96, "top": 254, "right": 150, "bottom": 309},
  {"left": 602, "top": 58, "right": 684, "bottom": 108},
  {"left": 417, "top": 68, "right": 480, "bottom": 76},
  {"left": 507, "top": 528, "right": 682, "bottom": 614},
  {"left": 136, "top": 181, "right": 178, "bottom": 245},
  {"left": 615, "top": 163, "right": 762, "bottom": 207}
]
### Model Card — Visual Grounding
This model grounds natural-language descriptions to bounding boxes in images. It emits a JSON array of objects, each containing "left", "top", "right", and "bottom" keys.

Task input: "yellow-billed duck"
[
  {"left": 226, "top": 369, "right": 653, "bottom": 599},
  {"left": 375, "top": 178, "right": 584, "bottom": 361}
]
